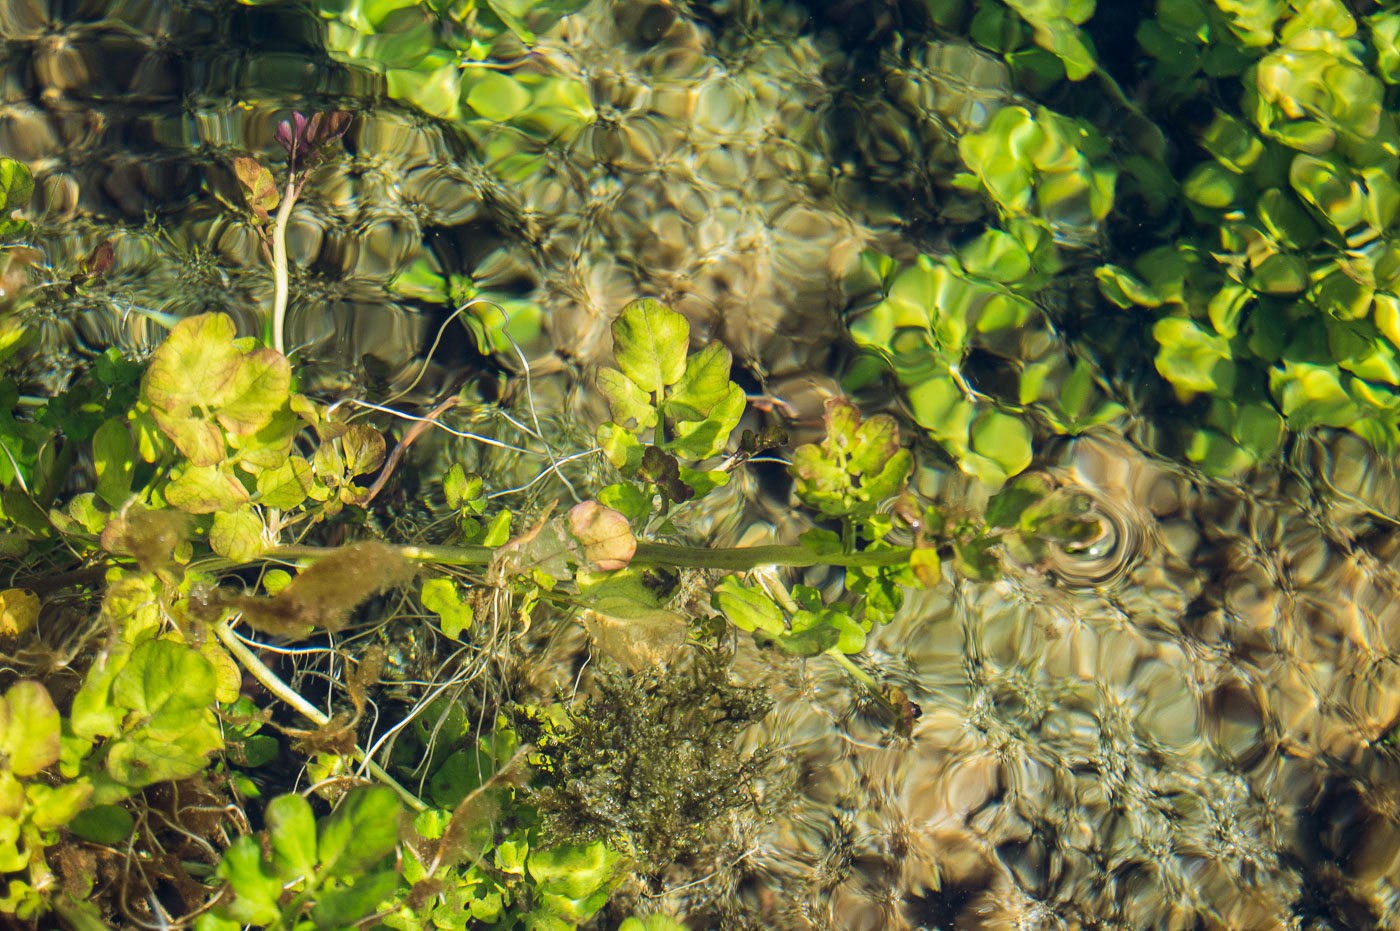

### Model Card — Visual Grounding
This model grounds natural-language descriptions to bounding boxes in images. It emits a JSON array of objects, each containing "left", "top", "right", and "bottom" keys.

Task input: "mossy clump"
[{"left": 512, "top": 651, "right": 772, "bottom": 867}]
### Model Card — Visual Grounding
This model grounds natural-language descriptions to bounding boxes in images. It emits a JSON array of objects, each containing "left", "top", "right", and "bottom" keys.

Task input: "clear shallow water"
[{"left": 6, "top": 1, "right": 1400, "bottom": 929}]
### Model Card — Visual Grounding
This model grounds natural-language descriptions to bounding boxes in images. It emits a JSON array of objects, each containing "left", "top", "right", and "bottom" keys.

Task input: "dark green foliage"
[{"left": 512, "top": 652, "right": 772, "bottom": 867}]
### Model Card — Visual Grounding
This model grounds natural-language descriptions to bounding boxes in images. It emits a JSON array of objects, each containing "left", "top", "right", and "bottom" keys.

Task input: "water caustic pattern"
[
  {"left": 7, "top": 0, "right": 1400, "bottom": 928},
  {"left": 673, "top": 434, "right": 1400, "bottom": 930}
]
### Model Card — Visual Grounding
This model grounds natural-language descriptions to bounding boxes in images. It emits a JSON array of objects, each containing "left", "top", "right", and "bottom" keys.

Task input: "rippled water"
[{"left": 8, "top": 1, "right": 1400, "bottom": 929}]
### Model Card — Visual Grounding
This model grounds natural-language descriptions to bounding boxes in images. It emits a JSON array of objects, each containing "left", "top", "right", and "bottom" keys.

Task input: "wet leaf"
[
  {"left": 309, "top": 869, "right": 400, "bottom": 929},
  {"left": 216, "top": 835, "right": 281, "bottom": 925},
  {"left": 598, "top": 367, "right": 657, "bottom": 429},
  {"left": 465, "top": 72, "right": 533, "bottom": 122},
  {"left": 528, "top": 842, "right": 621, "bottom": 900},
  {"left": 215, "top": 349, "right": 292, "bottom": 436},
  {"left": 342, "top": 424, "right": 386, "bottom": 476},
  {"left": 67, "top": 804, "right": 134, "bottom": 845},
  {"left": 112, "top": 639, "right": 218, "bottom": 726},
  {"left": 142, "top": 313, "right": 244, "bottom": 415},
  {"left": 637, "top": 445, "right": 693, "bottom": 504}
]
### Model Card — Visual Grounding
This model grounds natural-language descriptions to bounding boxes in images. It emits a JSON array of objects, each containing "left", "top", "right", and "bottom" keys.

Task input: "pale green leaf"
[{"left": 610, "top": 299, "right": 689, "bottom": 393}]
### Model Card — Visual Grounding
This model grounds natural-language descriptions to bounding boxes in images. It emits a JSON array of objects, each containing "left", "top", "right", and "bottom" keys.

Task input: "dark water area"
[{"left": 7, "top": 0, "right": 1400, "bottom": 929}]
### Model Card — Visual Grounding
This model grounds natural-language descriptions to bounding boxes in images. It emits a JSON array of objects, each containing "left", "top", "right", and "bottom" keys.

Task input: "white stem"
[{"left": 270, "top": 177, "right": 296, "bottom": 355}]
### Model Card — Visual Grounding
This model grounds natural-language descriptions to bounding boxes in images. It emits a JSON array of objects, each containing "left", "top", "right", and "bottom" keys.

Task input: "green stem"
[{"left": 262, "top": 541, "right": 911, "bottom": 572}]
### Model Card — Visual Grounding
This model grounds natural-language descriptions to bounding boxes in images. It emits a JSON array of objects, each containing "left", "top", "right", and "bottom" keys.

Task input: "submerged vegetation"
[{"left": 4, "top": 0, "right": 1400, "bottom": 927}]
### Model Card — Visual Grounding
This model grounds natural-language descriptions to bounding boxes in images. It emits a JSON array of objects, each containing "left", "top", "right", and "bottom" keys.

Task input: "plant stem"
[
  {"left": 270, "top": 176, "right": 296, "bottom": 356},
  {"left": 264, "top": 540, "right": 911, "bottom": 572},
  {"left": 213, "top": 619, "right": 427, "bottom": 812}
]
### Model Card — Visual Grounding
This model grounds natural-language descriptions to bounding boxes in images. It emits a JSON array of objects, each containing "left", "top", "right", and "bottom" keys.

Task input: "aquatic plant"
[{"left": 0, "top": 189, "right": 1097, "bottom": 928}]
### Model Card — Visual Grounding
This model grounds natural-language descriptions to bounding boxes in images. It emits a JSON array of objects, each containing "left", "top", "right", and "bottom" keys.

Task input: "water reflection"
[{"left": 6, "top": 0, "right": 1400, "bottom": 928}]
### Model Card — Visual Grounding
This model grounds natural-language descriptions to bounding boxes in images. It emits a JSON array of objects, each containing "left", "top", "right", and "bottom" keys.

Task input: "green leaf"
[
  {"left": 620, "top": 915, "right": 689, "bottom": 931},
  {"left": 1153, "top": 317, "right": 1236, "bottom": 399},
  {"left": 528, "top": 842, "right": 621, "bottom": 899},
  {"left": 598, "top": 368, "right": 658, "bottom": 429},
  {"left": 597, "top": 422, "right": 644, "bottom": 472},
  {"left": 106, "top": 724, "right": 223, "bottom": 787},
  {"left": 151, "top": 410, "right": 225, "bottom": 467},
  {"left": 67, "top": 804, "right": 134, "bottom": 845},
  {"left": 665, "top": 342, "right": 737, "bottom": 421},
  {"left": 0, "top": 158, "right": 34, "bottom": 212},
  {"left": 216, "top": 834, "right": 282, "bottom": 926},
  {"left": 310, "top": 869, "right": 401, "bottom": 929},
  {"left": 610, "top": 299, "right": 689, "bottom": 393},
  {"left": 215, "top": 350, "right": 292, "bottom": 437},
  {"left": 0, "top": 680, "right": 59, "bottom": 776},
  {"left": 597, "top": 482, "right": 649, "bottom": 524},
  {"left": 421, "top": 577, "right": 474, "bottom": 639},
  {"left": 666, "top": 383, "right": 744, "bottom": 460},
  {"left": 317, "top": 785, "right": 402, "bottom": 878},
  {"left": 342, "top": 424, "right": 386, "bottom": 477},
  {"left": 69, "top": 646, "right": 131, "bottom": 740},
  {"left": 210, "top": 509, "right": 264, "bottom": 561},
  {"left": 165, "top": 464, "right": 252, "bottom": 514},
  {"left": 27, "top": 780, "right": 94, "bottom": 830},
  {"left": 957, "top": 229, "right": 1032, "bottom": 282},
  {"left": 256, "top": 456, "right": 314, "bottom": 509},
  {"left": 266, "top": 793, "right": 318, "bottom": 883},
  {"left": 712, "top": 577, "right": 785, "bottom": 635},
  {"left": 112, "top": 639, "right": 218, "bottom": 727},
  {"left": 142, "top": 313, "right": 245, "bottom": 415},
  {"left": 92, "top": 419, "right": 135, "bottom": 508},
  {"left": 444, "top": 464, "right": 484, "bottom": 511},
  {"left": 969, "top": 410, "right": 1034, "bottom": 482},
  {"left": 791, "top": 399, "right": 912, "bottom": 516}
]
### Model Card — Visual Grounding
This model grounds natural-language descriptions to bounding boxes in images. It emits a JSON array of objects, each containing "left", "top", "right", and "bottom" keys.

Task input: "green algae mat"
[{"left": 1, "top": 0, "right": 1400, "bottom": 928}]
